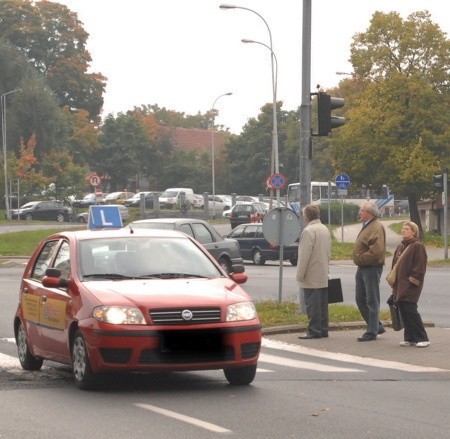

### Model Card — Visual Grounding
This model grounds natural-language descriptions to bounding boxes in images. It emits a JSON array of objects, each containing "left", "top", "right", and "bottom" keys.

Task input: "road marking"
[
  {"left": 262, "top": 338, "right": 449, "bottom": 373},
  {"left": 0, "top": 353, "right": 21, "bottom": 368},
  {"left": 135, "top": 403, "right": 232, "bottom": 434},
  {"left": 1, "top": 338, "right": 16, "bottom": 344},
  {"left": 259, "top": 353, "right": 363, "bottom": 373}
]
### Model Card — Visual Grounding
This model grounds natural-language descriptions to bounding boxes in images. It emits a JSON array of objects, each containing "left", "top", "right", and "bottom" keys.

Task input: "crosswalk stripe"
[
  {"left": 262, "top": 338, "right": 449, "bottom": 373},
  {"left": 259, "top": 353, "right": 363, "bottom": 372}
]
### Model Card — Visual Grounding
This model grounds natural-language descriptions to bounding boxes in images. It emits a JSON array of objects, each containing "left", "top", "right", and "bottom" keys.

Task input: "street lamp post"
[
  {"left": 211, "top": 92, "right": 232, "bottom": 219},
  {"left": 220, "top": 4, "right": 280, "bottom": 206},
  {"left": 1, "top": 88, "right": 21, "bottom": 220}
]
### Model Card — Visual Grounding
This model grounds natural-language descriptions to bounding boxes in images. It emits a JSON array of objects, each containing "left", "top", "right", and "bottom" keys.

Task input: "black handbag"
[
  {"left": 328, "top": 278, "right": 343, "bottom": 304},
  {"left": 389, "top": 301, "right": 404, "bottom": 331}
]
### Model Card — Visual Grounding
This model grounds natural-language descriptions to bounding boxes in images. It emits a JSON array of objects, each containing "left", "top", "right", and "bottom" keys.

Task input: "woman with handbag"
[{"left": 389, "top": 221, "right": 429, "bottom": 347}]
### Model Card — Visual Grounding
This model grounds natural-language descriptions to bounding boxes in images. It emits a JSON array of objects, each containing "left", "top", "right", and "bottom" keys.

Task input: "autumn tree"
[
  {"left": 0, "top": 0, "right": 106, "bottom": 121},
  {"left": 332, "top": 11, "right": 450, "bottom": 231}
]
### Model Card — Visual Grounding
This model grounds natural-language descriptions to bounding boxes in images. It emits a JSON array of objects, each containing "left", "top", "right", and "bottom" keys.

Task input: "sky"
[{"left": 54, "top": 0, "right": 450, "bottom": 134}]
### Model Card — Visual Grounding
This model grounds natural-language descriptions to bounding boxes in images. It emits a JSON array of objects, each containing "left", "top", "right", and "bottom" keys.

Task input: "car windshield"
[
  {"left": 20, "top": 202, "right": 39, "bottom": 209},
  {"left": 161, "top": 191, "right": 179, "bottom": 197},
  {"left": 78, "top": 236, "right": 220, "bottom": 280}
]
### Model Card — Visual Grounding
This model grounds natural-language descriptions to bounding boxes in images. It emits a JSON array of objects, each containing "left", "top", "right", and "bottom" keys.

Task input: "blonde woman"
[{"left": 389, "top": 221, "right": 429, "bottom": 347}]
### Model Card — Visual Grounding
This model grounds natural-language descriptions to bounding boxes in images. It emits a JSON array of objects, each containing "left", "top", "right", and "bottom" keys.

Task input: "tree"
[
  {"left": 332, "top": 11, "right": 450, "bottom": 232},
  {"left": 0, "top": 0, "right": 106, "bottom": 121}
]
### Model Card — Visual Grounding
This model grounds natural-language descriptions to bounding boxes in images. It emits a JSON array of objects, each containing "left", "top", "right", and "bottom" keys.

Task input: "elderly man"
[
  {"left": 353, "top": 201, "right": 386, "bottom": 341},
  {"left": 296, "top": 204, "right": 331, "bottom": 339}
]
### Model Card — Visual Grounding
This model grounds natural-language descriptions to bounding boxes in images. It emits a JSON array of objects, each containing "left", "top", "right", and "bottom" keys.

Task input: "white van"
[{"left": 159, "top": 187, "right": 194, "bottom": 209}]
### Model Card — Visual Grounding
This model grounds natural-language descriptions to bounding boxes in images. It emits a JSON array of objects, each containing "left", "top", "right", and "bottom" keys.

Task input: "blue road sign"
[
  {"left": 88, "top": 205, "right": 123, "bottom": 230},
  {"left": 335, "top": 173, "right": 351, "bottom": 189},
  {"left": 268, "top": 173, "right": 287, "bottom": 190}
]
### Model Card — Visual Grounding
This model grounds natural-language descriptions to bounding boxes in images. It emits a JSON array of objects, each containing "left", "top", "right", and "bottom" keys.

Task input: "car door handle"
[
  {"left": 22, "top": 288, "right": 29, "bottom": 294},
  {"left": 42, "top": 296, "right": 47, "bottom": 303}
]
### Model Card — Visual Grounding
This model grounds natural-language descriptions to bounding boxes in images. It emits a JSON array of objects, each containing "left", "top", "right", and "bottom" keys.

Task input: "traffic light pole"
[
  {"left": 444, "top": 169, "right": 448, "bottom": 260},
  {"left": 298, "top": 0, "right": 312, "bottom": 313}
]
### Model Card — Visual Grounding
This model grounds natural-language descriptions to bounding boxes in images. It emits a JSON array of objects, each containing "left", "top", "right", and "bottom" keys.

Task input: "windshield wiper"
[
  {"left": 141, "top": 273, "right": 209, "bottom": 279},
  {"left": 83, "top": 273, "right": 135, "bottom": 280}
]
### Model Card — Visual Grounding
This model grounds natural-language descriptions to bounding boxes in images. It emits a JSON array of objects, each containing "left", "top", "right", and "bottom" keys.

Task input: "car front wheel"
[
  {"left": 224, "top": 364, "right": 257, "bottom": 385},
  {"left": 252, "top": 249, "right": 265, "bottom": 265},
  {"left": 17, "top": 322, "right": 43, "bottom": 370},
  {"left": 72, "top": 330, "right": 98, "bottom": 390},
  {"left": 25, "top": 213, "right": 33, "bottom": 221}
]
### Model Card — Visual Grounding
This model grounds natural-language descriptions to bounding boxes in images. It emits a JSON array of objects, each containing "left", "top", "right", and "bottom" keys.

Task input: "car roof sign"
[{"left": 88, "top": 205, "right": 123, "bottom": 230}]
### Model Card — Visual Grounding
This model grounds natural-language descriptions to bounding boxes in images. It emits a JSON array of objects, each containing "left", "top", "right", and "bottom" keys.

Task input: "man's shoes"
[
  {"left": 377, "top": 327, "right": 386, "bottom": 335},
  {"left": 416, "top": 341, "right": 430, "bottom": 348},
  {"left": 357, "top": 332, "right": 377, "bottom": 342},
  {"left": 298, "top": 333, "right": 322, "bottom": 339},
  {"left": 322, "top": 331, "right": 329, "bottom": 338},
  {"left": 400, "top": 341, "right": 416, "bottom": 347}
]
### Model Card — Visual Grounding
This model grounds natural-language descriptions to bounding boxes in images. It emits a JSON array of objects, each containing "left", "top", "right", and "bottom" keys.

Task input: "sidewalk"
[
  {"left": 333, "top": 220, "right": 446, "bottom": 262},
  {"left": 263, "top": 324, "right": 450, "bottom": 371}
]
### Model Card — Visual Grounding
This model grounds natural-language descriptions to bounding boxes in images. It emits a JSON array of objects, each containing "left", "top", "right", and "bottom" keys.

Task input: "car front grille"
[
  {"left": 150, "top": 308, "right": 221, "bottom": 325},
  {"left": 138, "top": 329, "right": 234, "bottom": 364}
]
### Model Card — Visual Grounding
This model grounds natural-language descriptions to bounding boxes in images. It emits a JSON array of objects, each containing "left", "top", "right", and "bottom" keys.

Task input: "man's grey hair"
[
  {"left": 363, "top": 201, "right": 379, "bottom": 217},
  {"left": 302, "top": 204, "right": 320, "bottom": 221}
]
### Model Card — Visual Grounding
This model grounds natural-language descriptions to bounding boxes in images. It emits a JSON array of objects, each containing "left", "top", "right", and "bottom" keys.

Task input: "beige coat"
[
  {"left": 296, "top": 219, "right": 331, "bottom": 289},
  {"left": 352, "top": 218, "right": 386, "bottom": 267}
]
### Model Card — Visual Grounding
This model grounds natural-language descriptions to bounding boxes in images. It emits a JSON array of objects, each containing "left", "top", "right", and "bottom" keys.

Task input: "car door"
[
  {"left": 39, "top": 240, "right": 72, "bottom": 361},
  {"left": 228, "top": 225, "right": 249, "bottom": 259},
  {"left": 189, "top": 222, "right": 220, "bottom": 259},
  {"left": 20, "top": 239, "right": 60, "bottom": 357},
  {"left": 33, "top": 202, "right": 48, "bottom": 220}
]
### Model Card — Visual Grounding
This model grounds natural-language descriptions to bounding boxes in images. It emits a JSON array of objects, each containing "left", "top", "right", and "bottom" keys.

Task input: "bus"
[
  {"left": 287, "top": 181, "right": 395, "bottom": 215},
  {"left": 287, "top": 181, "right": 338, "bottom": 213}
]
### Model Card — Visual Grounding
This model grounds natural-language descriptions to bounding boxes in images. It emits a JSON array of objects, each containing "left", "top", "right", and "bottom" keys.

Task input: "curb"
[{"left": 262, "top": 320, "right": 435, "bottom": 336}]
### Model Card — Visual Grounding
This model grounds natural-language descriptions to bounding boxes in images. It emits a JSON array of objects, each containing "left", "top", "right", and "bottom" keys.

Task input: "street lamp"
[
  {"left": 220, "top": 4, "right": 280, "bottom": 205},
  {"left": 211, "top": 92, "right": 232, "bottom": 219},
  {"left": 1, "top": 88, "right": 21, "bottom": 220}
]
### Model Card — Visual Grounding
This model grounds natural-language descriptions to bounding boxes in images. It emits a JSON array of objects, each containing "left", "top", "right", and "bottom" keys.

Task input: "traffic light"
[
  {"left": 433, "top": 174, "right": 443, "bottom": 188},
  {"left": 317, "top": 92, "right": 346, "bottom": 136}
]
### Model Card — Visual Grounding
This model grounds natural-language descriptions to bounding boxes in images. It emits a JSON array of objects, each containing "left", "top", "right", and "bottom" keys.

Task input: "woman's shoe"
[
  {"left": 416, "top": 341, "right": 430, "bottom": 348},
  {"left": 399, "top": 341, "right": 416, "bottom": 346}
]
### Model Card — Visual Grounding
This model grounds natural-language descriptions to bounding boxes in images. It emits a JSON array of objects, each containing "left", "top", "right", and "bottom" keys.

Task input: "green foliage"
[{"left": 319, "top": 202, "right": 360, "bottom": 225}]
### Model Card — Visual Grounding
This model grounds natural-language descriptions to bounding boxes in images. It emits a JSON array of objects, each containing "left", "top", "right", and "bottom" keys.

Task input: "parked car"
[
  {"left": 123, "top": 191, "right": 152, "bottom": 207},
  {"left": 193, "top": 194, "right": 205, "bottom": 209},
  {"left": 207, "top": 195, "right": 232, "bottom": 212},
  {"left": 227, "top": 223, "right": 298, "bottom": 266},
  {"left": 102, "top": 191, "right": 135, "bottom": 205},
  {"left": 76, "top": 204, "right": 130, "bottom": 223},
  {"left": 128, "top": 218, "right": 245, "bottom": 274},
  {"left": 9, "top": 201, "right": 72, "bottom": 222},
  {"left": 14, "top": 228, "right": 260, "bottom": 389},
  {"left": 159, "top": 187, "right": 194, "bottom": 209},
  {"left": 229, "top": 202, "right": 268, "bottom": 229}
]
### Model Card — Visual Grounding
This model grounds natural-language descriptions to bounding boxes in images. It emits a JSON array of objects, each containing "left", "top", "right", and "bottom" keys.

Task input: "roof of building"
[{"left": 157, "top": 126, "right": 226, "bottom": 152}]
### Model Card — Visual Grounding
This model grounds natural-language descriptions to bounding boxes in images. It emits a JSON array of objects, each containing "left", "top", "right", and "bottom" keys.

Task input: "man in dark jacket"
[{"left": 353, "top": 201, "right": 386, "bottom": 341}]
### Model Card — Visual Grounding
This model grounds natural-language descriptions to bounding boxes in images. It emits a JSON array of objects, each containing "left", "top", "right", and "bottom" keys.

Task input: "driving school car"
[{"left": 14, "top": 228, "right": 261, "bottom": 390}]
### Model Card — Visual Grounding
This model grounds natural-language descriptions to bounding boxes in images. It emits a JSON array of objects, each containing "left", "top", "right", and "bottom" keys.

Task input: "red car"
[{"left": 14, "top": 228, "right": 261, "bottom": 390}]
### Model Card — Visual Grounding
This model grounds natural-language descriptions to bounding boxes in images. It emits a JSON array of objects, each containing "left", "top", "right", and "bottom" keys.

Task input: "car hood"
[{"left": 84, "top": 277, "right": 250, "bottom": 308}]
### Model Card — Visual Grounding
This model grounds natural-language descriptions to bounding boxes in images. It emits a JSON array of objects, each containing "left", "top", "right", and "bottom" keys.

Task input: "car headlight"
[
  {"left": 226, "top": 302, "right": 257, "bottom": 322},
  {"left": 93, "top": 306, "right": 146, "bottom": 325}
]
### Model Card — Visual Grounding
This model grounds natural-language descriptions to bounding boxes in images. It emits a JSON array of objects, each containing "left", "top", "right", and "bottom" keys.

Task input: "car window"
[
  {"left": 178, "top": 224, "right": 194, "bottom": 237},
  {"left": 31, "top": 240, "right": 60, "bottom": 280},
  {"left": 243, "top": 225, "right": 258, "bottom": 238},
  {"left": 192, "top": 223, "right": 213, "bottom": 244},
  {"left": 255, "top": 226, "right": 264, "bottom": 238},
  {"left": 229, "top": 227, "right": 244, "bottom": 238},
  {"left": 53, "top": 241, "right": 71, "bottom": 279}
]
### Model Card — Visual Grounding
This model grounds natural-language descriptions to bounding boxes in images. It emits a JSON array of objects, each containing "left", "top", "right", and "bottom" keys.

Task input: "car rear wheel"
[
  {"left": 289, "top": 257, "right": 298, "bottom": 266},
  {"left": 72, "top": 330, "right": 98, "bottom": 390},
  {"left": 17, "top": 322, "right": 43, "bottom": 370},
  {"left": 56, "top": 213, "right": 65, "bottom": 222},
  {"left": 218, "top": 257, "right": 230, "bottom": 274},
  {"left": 252, "top": 249, "right": 265, "bottom": 265},
  {"left": 224, "top": 364, "right": 257, "bottom": 385}
]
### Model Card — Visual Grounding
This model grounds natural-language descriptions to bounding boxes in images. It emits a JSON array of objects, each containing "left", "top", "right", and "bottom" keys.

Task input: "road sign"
[
  {"left": 335, "top": 173, "right": 350, "bottom": 190},
  {"left": 89, "top": 174, "right": 102, "bottom": 187},
  {"left": 88, "top": 205, "right": 122, "bottom": 230},
  {"left": 267, "top": 173, "right": 287, "bottom": 190},
  {"left": 262, "top": 208, "right": 300, "bottom": 246}
]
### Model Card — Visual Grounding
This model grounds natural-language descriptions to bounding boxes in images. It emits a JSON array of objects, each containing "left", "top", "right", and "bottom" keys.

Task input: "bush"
[{"left": 319, "top": 202, "right": 360, "bottom": 225}]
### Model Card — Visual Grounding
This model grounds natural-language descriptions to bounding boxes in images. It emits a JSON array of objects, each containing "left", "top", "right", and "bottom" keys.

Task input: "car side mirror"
[
  {"left": 42, "top": 268, "right": 69, "bottom": 288},
  {"left": 229, "top": 272, "right": 247, "bottom": 284}
]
